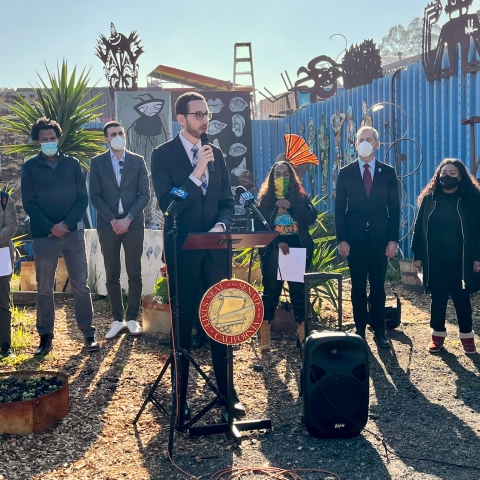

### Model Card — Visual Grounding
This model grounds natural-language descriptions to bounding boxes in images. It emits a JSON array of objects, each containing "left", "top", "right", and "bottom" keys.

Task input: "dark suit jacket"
[
  {"left": 335, "top": 159, "right": 400, "bottom": 248},
  {"left": 151, "top": 134, "right": 234, "bottom": 261},
  {"left": 89, "top": 150, "right": 150, "bottom": 230}
]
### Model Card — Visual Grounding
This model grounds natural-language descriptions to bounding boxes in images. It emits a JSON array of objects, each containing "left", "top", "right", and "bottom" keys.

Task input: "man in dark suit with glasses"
[
  {"left": 151, "top": 92, "right": 245, "bottom": 422},
  {"left": 90, "top": 121, "right": 150, "bottom": 340}
]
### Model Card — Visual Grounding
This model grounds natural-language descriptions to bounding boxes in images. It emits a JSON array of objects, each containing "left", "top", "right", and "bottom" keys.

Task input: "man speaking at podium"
[{"left": 151, "top": 92, "right": 245, "bottom": 421}]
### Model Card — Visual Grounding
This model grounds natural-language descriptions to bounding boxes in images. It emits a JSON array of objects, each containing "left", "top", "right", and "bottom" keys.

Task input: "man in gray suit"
[{"left": 90, "top": 121, "right": 150, "bottom": 339}]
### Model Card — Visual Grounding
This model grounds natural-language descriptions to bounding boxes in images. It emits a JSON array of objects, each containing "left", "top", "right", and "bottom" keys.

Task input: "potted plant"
[
  {"left": 0, "top": 371, "right": 69, "bottom": 435},
  {"left": 141, "top": 273, "right": 171, "bottom": 334}
]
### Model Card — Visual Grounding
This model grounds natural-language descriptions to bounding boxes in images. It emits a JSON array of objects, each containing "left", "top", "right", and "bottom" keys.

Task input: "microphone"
[
  {"left": 235, "top": 186, "right": 270, "bottom": 230},
  {"left": 164, "top": 187, "right": 188, "bottom": 217},
  {"left": 200, "top": 133, "right": 214, "bottom": 173}
]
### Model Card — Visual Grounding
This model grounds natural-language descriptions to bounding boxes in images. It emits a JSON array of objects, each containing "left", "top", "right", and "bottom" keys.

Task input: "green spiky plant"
[{"left": 0, "top": 61, "right": 106, "bottom": 170}]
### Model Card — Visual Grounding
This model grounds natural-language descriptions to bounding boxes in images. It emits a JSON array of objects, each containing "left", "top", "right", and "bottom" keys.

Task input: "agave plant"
[{"left": 0, "top": 61, "right": 106, "bottom": 170}]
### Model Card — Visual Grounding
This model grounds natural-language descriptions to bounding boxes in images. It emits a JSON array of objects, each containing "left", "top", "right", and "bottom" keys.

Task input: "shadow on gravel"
[
  {"left": 371, "top": 339, "right": 479, "bottom": 479},
  {"left": 0, "top": 334, "right": 135, "bottom": 478},
  {"left": 250, "top": 336, "right": 391, "bottom": 480},
  {"left": 438, "top": 351, "right": 480, "bottom": 415}
]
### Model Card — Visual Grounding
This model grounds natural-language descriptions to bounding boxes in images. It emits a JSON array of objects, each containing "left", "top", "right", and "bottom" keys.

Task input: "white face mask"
[
  {"left": 357, "top": 140, "right": 375, "bottom": 158},
  {"left": 110, "top": 135, "right": 126, "bottom": 150}
]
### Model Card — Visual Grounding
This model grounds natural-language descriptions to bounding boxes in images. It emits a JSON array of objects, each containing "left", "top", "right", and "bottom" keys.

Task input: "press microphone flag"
[
  {"left": 235, "top": 186, "right": 270, "bottom": 230},
  {"left": 164, "top": 187, "right": 188, "bottom": 216}
]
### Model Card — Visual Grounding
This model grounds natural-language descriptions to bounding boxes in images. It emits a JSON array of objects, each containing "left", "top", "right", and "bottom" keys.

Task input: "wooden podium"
[{"left": 183, "top": 231, "right": 277, "bottom": 443}]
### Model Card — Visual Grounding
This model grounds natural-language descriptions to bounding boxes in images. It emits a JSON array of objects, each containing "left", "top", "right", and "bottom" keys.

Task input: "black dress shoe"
[
  {"left": 374, "top": 330, "right": 390, "bottom": 349},
  {"left": 85, "top": 337, "right": 100, "bottom": 352},
  {"left": 34, "top": 333, "right": 54, "bottom": 357},
  {"left": 182, "top": 402, "right": 191, "bottom": 421},
  {"left": 1, "top": 343, "right": 15, "bottom": 358},
  {"left": 233, "top": 399, "right": 246, "bottom": 417},
  {"left": 191, "top": 329, "right": 206, "bottom": 349},
  {"left": 220, "top": 394, "right": 246, "bottom": 417}
]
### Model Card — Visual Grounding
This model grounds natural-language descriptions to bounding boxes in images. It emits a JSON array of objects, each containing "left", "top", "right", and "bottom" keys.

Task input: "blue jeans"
[{"left": 33, "top": 229, "right": 95, "bottom": 338}]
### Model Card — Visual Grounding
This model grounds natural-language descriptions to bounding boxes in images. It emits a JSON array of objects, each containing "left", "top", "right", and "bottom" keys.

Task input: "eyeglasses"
[
  {"left": 182, "top": 111, "right": 213, "bottom": 121},
  {"left": 119, "top": 160, "right": 124, "bottom": 176},
  {"left": 273, "top": 172, "right": 291, "bottom": 179}
]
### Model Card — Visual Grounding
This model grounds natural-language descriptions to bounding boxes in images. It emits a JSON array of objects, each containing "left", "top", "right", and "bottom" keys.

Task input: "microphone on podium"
[
  {"left": 200, "top": 133, "right": 214, "bottom": 173},
  {"left": 164, "top": 187, "right": 189, "bottom": 216},
  {"left": 235, "top": 186, "right": 270, "bottom": 230}
]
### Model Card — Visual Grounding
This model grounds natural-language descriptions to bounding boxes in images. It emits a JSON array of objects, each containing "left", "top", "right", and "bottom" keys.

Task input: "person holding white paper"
[
  {"left": 0, "top": 191, "right": 18, "bottom": 359},
  {"left": 256, "top": 161, "right": 318, "bottom": 349}
]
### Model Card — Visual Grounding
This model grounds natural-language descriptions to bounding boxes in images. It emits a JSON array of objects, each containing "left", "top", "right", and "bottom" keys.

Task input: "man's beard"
[{"left": 184, "top": 119, "right": 206, "bottom": 140}]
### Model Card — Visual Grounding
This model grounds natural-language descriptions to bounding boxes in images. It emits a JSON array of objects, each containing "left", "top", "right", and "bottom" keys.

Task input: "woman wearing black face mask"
[{"left": 411, "top": 158, "right": 480, "bottom": 354}]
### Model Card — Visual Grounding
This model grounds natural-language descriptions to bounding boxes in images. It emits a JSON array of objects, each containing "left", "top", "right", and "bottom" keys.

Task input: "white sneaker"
[
  {"left": 126, "top": 320, "right": 143, "bottom": 336},
  {"left": 105, "top": 321, "right": 128, "bottom": 339}
]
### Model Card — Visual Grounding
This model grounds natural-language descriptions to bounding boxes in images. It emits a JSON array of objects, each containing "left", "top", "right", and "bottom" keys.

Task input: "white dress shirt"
[
  {"left": 179, "top": 130, "right": 209, "bottom": 187},
  {"left": 110, "top": 149, "right": 125, "bottom": 214}
]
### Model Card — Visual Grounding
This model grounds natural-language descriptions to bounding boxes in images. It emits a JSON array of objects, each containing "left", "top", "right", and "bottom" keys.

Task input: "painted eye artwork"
[
  {"left": 213, "top": 138, "right": 227, "bottom": 158},
  {"left": 146, "top": 246, "right": 153, "bottom": 260},
  {"left": 232, "top": 114, "right": 246, "bottom": 137},
  {"left": 207, "top": 120, "right": 227, "bottom": 136},
  {"left": 137, "top": 100, "right": 164, "bottom": 117},
  {"left": 207, "top": 98, "right": 224, "bottom": 114},
  {"left": 229, "top": 144, "right": 247, "bottom": 157},
  {"left": 91, "top": 240, "right": 97, "bottom": 254},
  {"left": 154, "top": 245, "right": 161, "bottom": 259},
  {"left": 229, "top": 97, "right": 248, "bottom": 112},
  {"left": 231, "top": 157, "right": 247, "bottom": 177}
]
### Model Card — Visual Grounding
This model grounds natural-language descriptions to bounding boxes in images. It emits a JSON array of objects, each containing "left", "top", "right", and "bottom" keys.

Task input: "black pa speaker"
[{"left": 301, "top": 331, "right": 369, "bottom": 438}]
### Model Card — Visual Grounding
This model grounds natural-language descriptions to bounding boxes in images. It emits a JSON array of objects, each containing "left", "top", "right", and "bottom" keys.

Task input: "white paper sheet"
[
  {"left": 277, "top": 247, "right": 306, "bottom": 283},
  {"left": 0, "top": 246, "right": 12, "bottom": 276}
]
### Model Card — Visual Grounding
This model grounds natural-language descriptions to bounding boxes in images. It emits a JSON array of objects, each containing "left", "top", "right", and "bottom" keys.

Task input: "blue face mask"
[{"left": 40, "top": 142, "right": 58, "bottom": 157}]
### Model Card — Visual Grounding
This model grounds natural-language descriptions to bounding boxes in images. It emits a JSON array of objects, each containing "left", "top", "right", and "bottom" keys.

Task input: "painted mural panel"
[
  {"left": 201, "top": 91, "right": 253, "bottom": 231},
  {"left": 115, "top": 90, "right": 172, "bottom": 229}
]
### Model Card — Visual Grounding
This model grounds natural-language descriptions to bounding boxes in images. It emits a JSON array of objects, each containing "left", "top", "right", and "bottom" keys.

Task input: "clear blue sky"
[{"left": 0, "top": 0, "right": 453, "bottom": 95}]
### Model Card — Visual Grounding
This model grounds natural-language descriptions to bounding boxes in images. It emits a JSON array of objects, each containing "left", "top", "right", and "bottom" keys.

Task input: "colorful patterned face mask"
[{"left": 274, "top": 177, "right": 290, "bottom": 199}]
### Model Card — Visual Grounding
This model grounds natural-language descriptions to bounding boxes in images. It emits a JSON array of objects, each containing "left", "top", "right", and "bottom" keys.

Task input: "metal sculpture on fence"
[
  {"left": 293, "top": 39, "right": 382, "bottom": 103},
  {"left": 283, "top": 134, "right": 319, "bottom": 183},
  {"left": 318, "top": 112, "right": 330, "bottom": 198},
  {"left": 342, "top": 40, "right": 383, "bottom": 89},
  {"left": 345, "top": 106, "right": 357, "bottom": 165},
  {"left": 422, "top": 0, "right": 480, "bottom": 81},
  {"left": 96, "top": 23, "right": 144, "bottom": 95},
  {"left": 330, "top": 109, "right": 346, "bottom": 195},
  {"left": 294, "top": 55, "right": 343, "bottom": 103}
]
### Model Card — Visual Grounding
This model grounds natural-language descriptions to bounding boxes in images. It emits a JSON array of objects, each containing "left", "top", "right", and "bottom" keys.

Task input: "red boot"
[
  {"left": 459, "top": 332, "right": 477, "bottom": 355},
  {"left": 428, "top": 330, "right": 447, "bottom": 353}
]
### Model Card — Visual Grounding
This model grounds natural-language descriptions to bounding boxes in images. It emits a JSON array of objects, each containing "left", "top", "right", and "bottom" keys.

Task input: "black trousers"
[
  {"left": 348, "top": 232, "right": 387, "bottom": 331},
  {"left": 98, "top": 228, "right": 144, "bottom": 322},
  {"left": 261, "top": 246, "right": 311, "bottom": 323},
  {"left": 166, "top": 244, "right": 229, "bottom": 404},
  {"left": 429, "top": 260, "right": 472, "bottom": 333},
  {"left": 0, "top": 275, "right": 11, "bottom": 346}
]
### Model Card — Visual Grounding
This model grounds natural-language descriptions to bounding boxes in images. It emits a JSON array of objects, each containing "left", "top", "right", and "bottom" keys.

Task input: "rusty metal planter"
[{"left": 0, "top": 371, "right": 69, "bottom": 435}]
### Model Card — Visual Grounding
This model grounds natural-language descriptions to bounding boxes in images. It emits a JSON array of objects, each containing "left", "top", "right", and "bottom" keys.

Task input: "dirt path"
[{"left": 1, "top": 286, "right": 480, "bottom": 480}]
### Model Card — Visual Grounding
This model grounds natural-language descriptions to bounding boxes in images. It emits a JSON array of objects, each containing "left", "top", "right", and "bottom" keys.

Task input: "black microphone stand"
[{"left": 133, "top": 206, "right": 229, "bottom": 459}]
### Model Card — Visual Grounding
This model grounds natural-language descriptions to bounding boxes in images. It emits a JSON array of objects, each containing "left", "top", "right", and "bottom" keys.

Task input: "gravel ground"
[{"left": 1, "top": 284, "right": 480, "bottom": 480}]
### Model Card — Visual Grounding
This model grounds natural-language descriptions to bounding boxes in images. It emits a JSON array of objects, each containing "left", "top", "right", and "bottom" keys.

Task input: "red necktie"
[{"left": 363, "top": 163, "right": 372, "bottom": 197}]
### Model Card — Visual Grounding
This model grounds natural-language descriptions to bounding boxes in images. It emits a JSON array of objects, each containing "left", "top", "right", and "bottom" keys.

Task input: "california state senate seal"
[{"left": 199, "top": 279, "right": 264, "bottom": 345}]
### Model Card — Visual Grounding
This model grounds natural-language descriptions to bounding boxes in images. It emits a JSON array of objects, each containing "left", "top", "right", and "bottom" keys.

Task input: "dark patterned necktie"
[
  {"left": 363, "top": 163, "right": 372, "bottom": 197},
  {"left": 191, "top": 146, "right": 207, "bottom": 195}
]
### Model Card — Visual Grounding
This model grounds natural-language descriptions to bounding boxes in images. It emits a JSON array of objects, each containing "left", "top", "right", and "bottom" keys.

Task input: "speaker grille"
[{"left": 311, "top": 375, "right": 366, "bottom": 432}]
